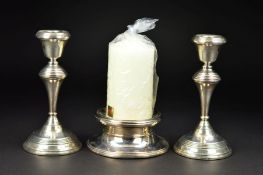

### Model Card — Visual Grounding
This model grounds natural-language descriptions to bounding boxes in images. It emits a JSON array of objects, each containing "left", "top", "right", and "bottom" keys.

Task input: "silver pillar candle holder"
[
  {"left": 174, "top": 34, "right": 232, "bottom": 160},
  {"left": 23, "top": 30, "right": 82, "bottom": 155},
  {"left": 87, "top": 108, "right": 169, "bottom": 158}
]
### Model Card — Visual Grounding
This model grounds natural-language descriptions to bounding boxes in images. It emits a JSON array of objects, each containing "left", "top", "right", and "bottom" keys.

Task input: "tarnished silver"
[
  {"left": 23, "top": 30, "right": 82, "bottom": 155},
  {"left": 174, "top": 34, "right": 232, "bottom": 160},
  {"left": 87, "top": 108, "right": 169, "bottom": 158}
]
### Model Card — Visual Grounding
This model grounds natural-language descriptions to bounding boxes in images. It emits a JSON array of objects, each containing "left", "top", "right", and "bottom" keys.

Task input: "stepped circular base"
[
  {"left": 23, "top": 129, "right": 82, "bottom": 156},
  {"left": 174, "top": 133, "right": 232, "bottom": 160},
  {"left": 87, "top": 108, "right": 168, "bottom": 158},
  {"left": 87, "top": 134, "right": 169, "bottom": 159}
]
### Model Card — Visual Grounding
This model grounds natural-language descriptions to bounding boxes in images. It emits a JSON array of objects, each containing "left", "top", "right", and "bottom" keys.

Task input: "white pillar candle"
[{"left": 106, "top": 18, "right": 159, "bottom": 120}]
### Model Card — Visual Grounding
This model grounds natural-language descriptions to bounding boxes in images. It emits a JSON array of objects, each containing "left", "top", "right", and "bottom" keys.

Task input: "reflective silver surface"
[
  {"left": 23, "top": 30, "right": 82, "bottom": 155},
  {"left": 174, "top": 34, "right": 232, "bottom": 160},
  {"left": 87, "top": 108, "right": 169, "bottom": 158}
]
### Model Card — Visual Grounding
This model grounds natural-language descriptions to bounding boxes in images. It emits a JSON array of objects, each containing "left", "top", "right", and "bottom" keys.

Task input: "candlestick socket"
[
  {"left": 193, "top": 34, "right": 226, "bottom": 65},
  {"left": 36, "top": 30, "right": 70, "bottom": 60}
]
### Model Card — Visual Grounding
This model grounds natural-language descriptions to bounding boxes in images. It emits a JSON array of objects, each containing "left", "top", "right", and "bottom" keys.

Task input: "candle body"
[{"left": 107, "top": 33, "right": 157, "bottom": 120}]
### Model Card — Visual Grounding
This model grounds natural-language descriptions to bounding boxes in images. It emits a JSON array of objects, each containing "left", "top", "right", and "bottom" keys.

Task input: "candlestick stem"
[
  {"left": 196, "top": 67, "right": 218, "bottom": 120},
  {"left": 42, "top": 64, "right": 63, "bottom": 117}
]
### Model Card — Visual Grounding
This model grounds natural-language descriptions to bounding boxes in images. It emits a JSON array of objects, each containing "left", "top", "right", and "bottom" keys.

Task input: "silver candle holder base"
[
  {"left": 23, "top": 117, "right": 82, "bottom": 155},
  {"left": 174, "top": 120, "right": 232, "bottom": 160},
  {"left": 87, "top": 108, "right": 169, "bottom": 158}
]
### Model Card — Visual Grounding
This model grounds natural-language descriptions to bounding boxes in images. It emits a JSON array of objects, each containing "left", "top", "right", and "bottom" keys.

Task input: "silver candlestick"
[
  {"left": 174, "top": 34, "right": 232, "bottom": 160},
  {"left": 23, "top": 30, "right": 82, "bottom": 155}
]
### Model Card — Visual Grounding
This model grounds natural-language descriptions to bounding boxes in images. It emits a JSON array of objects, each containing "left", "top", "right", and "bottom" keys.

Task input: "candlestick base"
[
  {"left": 87, "top": 108, "right": 169, "bottom": 158},
  {"left": 23, "top": 116, "right": 82, "bottom": 155},
  {"left": 174, "top": 120, "right": 232, "bottom": 160}
]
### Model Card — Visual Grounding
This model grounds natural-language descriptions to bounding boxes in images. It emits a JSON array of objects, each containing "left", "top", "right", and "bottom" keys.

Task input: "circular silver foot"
[
  {"left": 174, "top": 133, "right": 232, "bottom": 160},
  {"left": 23, "top": 129, "right": 82, "bottom": 156},
  {"left": 174, "top": 121, "right": 232, "bottom": 160}
]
